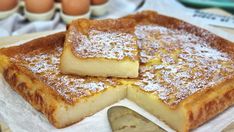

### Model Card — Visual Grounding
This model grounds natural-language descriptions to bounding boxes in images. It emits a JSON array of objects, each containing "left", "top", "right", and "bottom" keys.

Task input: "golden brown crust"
[
  {"left": 184, "top": 78, "right": 234, "bottom": 130},
  {"left": 0, "top": 33, "right": 70, "bottom": 127},
  {"left": 2, "top": 62, "right": 59, "bottom": 127},
  {"left": 0, "top": 32, "right": 65, "bottom": 57}
]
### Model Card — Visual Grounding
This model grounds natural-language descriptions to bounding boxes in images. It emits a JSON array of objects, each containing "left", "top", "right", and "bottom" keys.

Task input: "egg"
[
  {"left": 55, "top": 0, "right": 61, "bottom": 3},
  {"left": 62, "top": 0, "right": 90, "bottom": 16},
  {"left": 25, "top": 0, "right": 54, "bottom": 13},
  {"left": 0, "top": 0, "right": 18, "bottom": 11},
  {"left": 91, "top": 0, "right": 108, "bottom": 5}
]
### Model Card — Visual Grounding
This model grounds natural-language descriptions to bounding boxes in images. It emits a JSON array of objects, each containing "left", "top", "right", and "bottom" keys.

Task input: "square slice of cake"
[{"left": 60, "top": 18, "right": 139, "bottom": 78}]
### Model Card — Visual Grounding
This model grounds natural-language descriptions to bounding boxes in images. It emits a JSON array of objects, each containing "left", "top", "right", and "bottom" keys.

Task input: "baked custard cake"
[
  {"left": 61, "top": 19, "right": 139, "bottom": 78},
  {"left": 0, "top": 11, "right": 234, "bottom": 132}
]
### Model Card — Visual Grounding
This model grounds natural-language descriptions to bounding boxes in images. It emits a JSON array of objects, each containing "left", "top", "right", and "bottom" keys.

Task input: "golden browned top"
[
  {"left": 66, "top": 19, "right": 138, "bottom": 60},
  {"left": 11, "top": 44, "right": 118, "bottom": 104},
  {"left": 134, "top": 24, "right": 234, "bottom": 106}
]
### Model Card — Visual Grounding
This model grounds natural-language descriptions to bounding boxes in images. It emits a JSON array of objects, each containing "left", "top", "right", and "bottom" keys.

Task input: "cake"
[
  {"left": 60, "top": 18, "right": 139, "bottom": 78},
  {"left": 0, "top": 11, "right": 234, "bottom": 132}
]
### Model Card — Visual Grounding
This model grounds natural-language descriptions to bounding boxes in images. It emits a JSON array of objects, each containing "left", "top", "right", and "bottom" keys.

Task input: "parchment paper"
[{"left": 1, "top": 0, "right": 234, "bottom": 132}]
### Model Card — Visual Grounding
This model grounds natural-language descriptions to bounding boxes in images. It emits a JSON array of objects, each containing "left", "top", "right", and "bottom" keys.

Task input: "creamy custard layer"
[{"left": 61, "top": 44, "right": 139, "bottom": 78}]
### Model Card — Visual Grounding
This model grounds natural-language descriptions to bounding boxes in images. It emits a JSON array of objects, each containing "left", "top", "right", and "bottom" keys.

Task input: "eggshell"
[
  {"left": 0, "top": 0, "right": 18, "bottom": 11},
  {"left": 25, "top": 0, "right": 54, "bottom": 13},
  {"left": 91, "top": 0, "right": 108, "bottom": 5},
  {"left": 62, "top": 0, "right": 90, "bottom": 16}
]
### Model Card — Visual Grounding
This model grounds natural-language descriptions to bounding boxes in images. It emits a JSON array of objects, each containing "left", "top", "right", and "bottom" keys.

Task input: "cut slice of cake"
[{"left": 60, "top": 18, "right": 139, "bottom": 78}]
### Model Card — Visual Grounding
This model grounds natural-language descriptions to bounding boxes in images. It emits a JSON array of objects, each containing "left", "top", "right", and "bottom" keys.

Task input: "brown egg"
[
  {"left": 0, "top": 0, "right": 18, "bottom": 11},
  {"left": 91, "top": 0, "right": 107, "bottom": 5},
  {"left": 62, "top": 0, "right": 90, "bottom": 16},
  {"left": 25, "top": 0, "right": 54, "bottom": 13},
  {"left": 55, "top": 0, "right": 61, "bottom": 3}
]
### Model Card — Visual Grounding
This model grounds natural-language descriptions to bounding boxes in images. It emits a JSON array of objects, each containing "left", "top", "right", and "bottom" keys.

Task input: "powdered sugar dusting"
[
  {"left": 68, "top": 27, "right": 138, "bottom": 60},
  {"left": 135, "top": 24, "right": 234, "bottom": 106},
  {"left": 12, "top": 46, "right": 117, "bottom": 103}
]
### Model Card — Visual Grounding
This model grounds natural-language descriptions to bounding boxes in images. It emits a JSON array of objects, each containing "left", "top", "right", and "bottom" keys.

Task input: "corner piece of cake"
[{"left": 60, "top": 18, "right": 139, "bottom": 78}]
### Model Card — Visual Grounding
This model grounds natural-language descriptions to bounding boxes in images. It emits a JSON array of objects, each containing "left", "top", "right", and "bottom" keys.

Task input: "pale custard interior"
[{"left": 60, "top": 45, "right": 139, "bottom": 78}]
